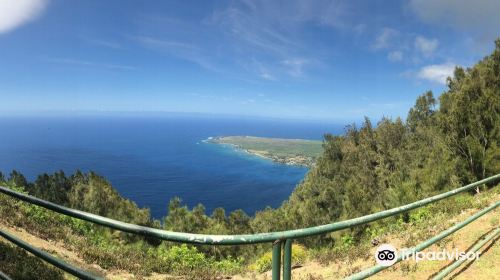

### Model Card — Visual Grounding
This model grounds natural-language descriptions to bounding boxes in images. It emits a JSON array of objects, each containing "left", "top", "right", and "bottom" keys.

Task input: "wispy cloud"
[
  {"left": 204, "top": 0, "right": 354, "bottom": 79},
  {"left": 414, "top": 36, "right": 438, "bottom": 57},
  {"left": 133, "top": 36, "right": 197, "bottom": 50},
  {"left": 417, "top": 63, "right": 456, "bottom": 84},
  {"left": 46, "top": 58, "right": 137, "bottom": 71},
  {"left": 213, "top": 0, "right": 353, "bottom": 33},
  {"left": 372, "top": 29, "right": 441, "bottom": 64},
  {"left": 372, "top": 28, "right": 399, "bottom": 50},
  {"left": 0, "top": 0, "right": 48, "bottom": 34},
  {"left": 387, "top": 51, "right": 403, "bottom": 62},
  {"left": 83, "top": 38, "right": 123, "bottom": 49},
  {"left": 131, "top": 35, "right": 216, "bottom": 71},
  {"left": 131, "top": 1, "right": 377, "bottom": 82},
  {"left": 281, "top": 58, "right": 309, "bottom": 77},
  {"left": 251, "top": 60, "right": 276, "bottom": 81}
]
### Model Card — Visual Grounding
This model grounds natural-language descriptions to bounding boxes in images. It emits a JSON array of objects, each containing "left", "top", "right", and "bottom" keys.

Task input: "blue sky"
[{"left": 0, "top": 0, "right": 498, "bottom": 121}]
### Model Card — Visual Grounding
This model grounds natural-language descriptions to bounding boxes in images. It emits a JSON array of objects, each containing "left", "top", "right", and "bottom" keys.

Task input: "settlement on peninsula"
[{"left": 205, "top": 136, "right": 323, "bottom": 167}]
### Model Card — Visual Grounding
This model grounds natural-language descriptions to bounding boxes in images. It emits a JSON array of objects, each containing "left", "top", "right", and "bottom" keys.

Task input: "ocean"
[{"left": 0, "top": 114, "right": 344, "bottom": 219}]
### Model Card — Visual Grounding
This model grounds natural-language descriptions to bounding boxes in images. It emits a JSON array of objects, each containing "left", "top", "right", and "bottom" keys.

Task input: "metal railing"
[{"left": 0, "top": 174, "right": 499, "bottom": 280}]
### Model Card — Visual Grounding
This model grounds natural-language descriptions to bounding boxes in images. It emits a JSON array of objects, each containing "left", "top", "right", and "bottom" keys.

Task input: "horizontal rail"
[
  {"left": 1, "top": 174, "right": 498, "bottom": 245},
  {"left": 432, "top": 227, "right": 500, "bottom": 280},
  {"left": 0, "top": 228, "right": 102, "bottom": 280},
  {"left": 0, "top": 271, "right": 12, "bottom": 280},
  {"left": 344, "top": 201, "right": 500, "bottom": 280}
]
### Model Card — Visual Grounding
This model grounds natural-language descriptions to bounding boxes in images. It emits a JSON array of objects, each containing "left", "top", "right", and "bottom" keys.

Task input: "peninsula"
[{"left": 206, "top": 136, "right": 323, "bottom": 167}]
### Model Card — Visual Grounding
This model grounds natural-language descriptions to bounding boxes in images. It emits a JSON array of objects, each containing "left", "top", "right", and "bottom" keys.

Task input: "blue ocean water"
[{"left": 0, "top": 114, "right": 343, "bottom": 219}]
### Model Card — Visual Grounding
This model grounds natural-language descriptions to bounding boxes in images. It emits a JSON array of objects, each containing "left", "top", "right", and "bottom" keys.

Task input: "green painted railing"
[{"left": 0, "top": 174, "right": 499, "bottom": 279}]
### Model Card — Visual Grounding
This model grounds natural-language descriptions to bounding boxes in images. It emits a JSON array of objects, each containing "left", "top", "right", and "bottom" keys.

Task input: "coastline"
[{"left": 205, "top": 136, "right": 320, "bottom": 167}]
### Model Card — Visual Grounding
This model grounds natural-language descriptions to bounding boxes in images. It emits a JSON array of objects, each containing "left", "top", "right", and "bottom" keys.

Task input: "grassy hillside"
[
  {"left": 208, "top": 136, "right": 323, "bottom": 167},
  {"left": 1, "top": 181, "right": 497, "bottom": 279},
  {"left": 236, "top": 185, "right": 500, "bottom": 279}
]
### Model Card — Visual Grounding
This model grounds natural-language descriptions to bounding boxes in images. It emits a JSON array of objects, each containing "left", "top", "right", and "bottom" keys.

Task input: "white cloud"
[
  {"left": 414, "top": 36, "right": 438, "bottom": 57},
  {"left": 0, "top": 0, "right": 48, "bottom": 34},
  {"left": 417, "top": 63, "right": 456, "bottom": 84},
  {"left": 388, "top": 51, "right": 403, "bottom": 62},
  {"left": 372, "top": 28, "right": 399, "bottom": 50},
  {"left": 409, "top": 0, "right": 500, "bottom": 43}
]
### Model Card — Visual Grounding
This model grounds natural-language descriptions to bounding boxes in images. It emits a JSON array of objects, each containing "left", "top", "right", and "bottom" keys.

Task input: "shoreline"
[{"left": 205, "top": 136, "right": 319, "bottom": 167}]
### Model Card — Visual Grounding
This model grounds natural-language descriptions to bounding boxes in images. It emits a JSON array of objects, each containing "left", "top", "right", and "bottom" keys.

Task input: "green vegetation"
[
  {"left": 0, "top": 243, "right": 64, "bottom": 280},
  {"left": 207, "top": 136, "right": 323, "bottom": 167},
  {"left": 252, "top": 244, "right": 308, "bottom": 273},
  {"left": 0, "top": 173, "right": 246, "bottom": 279},
  {"left": 0, "top": 39, "right": 499, "bottom": 279}
]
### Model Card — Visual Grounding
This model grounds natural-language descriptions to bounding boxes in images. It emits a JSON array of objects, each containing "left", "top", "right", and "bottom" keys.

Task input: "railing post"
[
  {"left": 283, "top": 239, "right": 292, "bottom": 280},
  {"left": 272, "top": 240, "right": 282, "bottom": 280}
]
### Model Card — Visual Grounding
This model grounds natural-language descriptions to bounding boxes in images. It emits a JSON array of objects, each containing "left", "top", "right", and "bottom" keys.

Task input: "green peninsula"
[{"left": 207, "top": 136, "right": 323, "bottom": 167}]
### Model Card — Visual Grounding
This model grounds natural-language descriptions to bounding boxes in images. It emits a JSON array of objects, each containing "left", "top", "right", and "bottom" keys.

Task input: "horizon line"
[{"left": 0, "top": 109, "right": 372, "bottom": 124}]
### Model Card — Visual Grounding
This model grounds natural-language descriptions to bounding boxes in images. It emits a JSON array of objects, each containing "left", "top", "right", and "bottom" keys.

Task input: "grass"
[{"left": 0, "top": 242, "right": 65, "bottom": 280}]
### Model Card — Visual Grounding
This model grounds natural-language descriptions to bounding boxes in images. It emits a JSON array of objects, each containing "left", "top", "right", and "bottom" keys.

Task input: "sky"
[{"left": 0, "top": 0, "right": 499, "bottom": 122}]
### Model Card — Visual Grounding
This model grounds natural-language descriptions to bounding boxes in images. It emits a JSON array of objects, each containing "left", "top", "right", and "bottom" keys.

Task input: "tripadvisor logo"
[
  {"left": 375, "top": 244, "right": 398, "bottom": 266},
  {"left": 374, "top": 243, "right": 481, "bottom": 266}
]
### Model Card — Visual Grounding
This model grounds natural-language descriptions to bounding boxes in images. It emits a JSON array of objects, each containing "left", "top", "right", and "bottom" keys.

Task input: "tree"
[
  {"left": 407, "top": 91, "right": 436, "bottom": 130},
  {"left": 9, "top": 170, "right": 28, "bottom": 187},
  {"left": 438, "top": 40, "right": 500, "bottom": 180}
]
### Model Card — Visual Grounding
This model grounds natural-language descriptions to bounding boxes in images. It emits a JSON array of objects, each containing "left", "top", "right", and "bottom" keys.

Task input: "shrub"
[
  {"left": 253, "top": 244, "right": 308, "bottom": 273},
  {"left": 409, "top": 207, "right": 431, "bottom": 224},
  {"left": 212, "top": 256, "right": 245, "bottom": 275},
  {"left": 164, "top": 244, "right": 209, "bottom": 272},
  {"left": 341, "top": 234, "right": 354, "bottom": 248},
  {"left": 254, "top": 251, "right": 273, "bottom": 273}
]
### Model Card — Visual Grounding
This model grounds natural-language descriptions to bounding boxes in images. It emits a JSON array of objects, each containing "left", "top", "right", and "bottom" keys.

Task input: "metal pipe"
[
  {"left": 344, "top": 201, "right": 500, "bottom": 280},
  {"left": 272, "top": 240, "right": 282, "bottom": 280},
  {"left": 431, "top": 227, "right": 500, "bottom": 280},
  {"left": 0, "top": 271, "right": 12, "bottom": 280},
  {"left": 283, "top": 239, "right": 293, "bottom": 280},
  {"left": 0, "top": 229, "right": 102, "bottom": 280},
  {"left": 1, "top": 174, "right": 498, "bottom": 245}
]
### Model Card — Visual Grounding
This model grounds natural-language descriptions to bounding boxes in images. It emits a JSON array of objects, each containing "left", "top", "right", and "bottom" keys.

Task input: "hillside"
[
  {"left": 236, "top": 186, "right": 500, "bottom": 279},
  {"left": 1, "top": 184, "right": 498, "bottom": 279}
]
